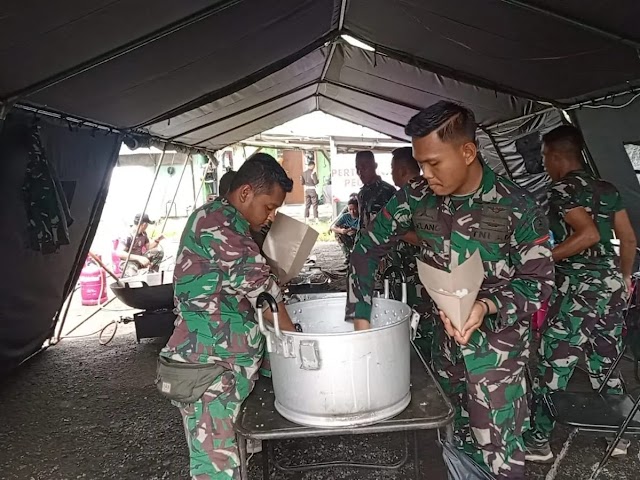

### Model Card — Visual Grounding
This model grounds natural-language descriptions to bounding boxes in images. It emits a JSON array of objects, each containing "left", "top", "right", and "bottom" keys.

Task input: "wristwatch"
[{"left": 477, "top": 298, "right": 491, "bottom": 316}]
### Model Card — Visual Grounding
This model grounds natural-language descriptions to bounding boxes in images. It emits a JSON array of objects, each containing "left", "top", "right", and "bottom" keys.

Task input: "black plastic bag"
[{"left": 441, "top": 440, "right": 496, "bottom": 480}]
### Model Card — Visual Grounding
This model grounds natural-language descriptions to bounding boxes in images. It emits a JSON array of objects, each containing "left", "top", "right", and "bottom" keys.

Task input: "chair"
[{"left": 543, "top": 277, "right": 640, "bottom": 480}]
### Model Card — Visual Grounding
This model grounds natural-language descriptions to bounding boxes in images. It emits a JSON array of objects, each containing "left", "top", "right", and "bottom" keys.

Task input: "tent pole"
[
  {"left": 498, "top": 0, "right": 640, "bottom": 50},
  {"left": 120, "top": 146, "right": 167, "bottom": 277},
  {"left": 161, "top": 154, "right": 192, "bottom": 233},
  {"left": 191, "top": 156, "right": 198, "bottom": 206},
  {"left": 194, "top": 158, "right": 213, "bottom": 207},
  {"left": 1, "top": 0, "right": 245, "bottom": 105},
  {"left": 478, "top": 126, "right": 515, "bottom": 181}
]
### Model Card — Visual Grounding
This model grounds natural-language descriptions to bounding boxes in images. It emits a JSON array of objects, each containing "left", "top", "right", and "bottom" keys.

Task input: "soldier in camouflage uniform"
[
  {"left": 526, "top": 125, "right": 638, "bottom": 462},
  {"left": 389, "top": 146, "right": 435, "bottom": 360},
  {"left": 355, "top": 150, "right": 397, "bottom": 285},
  {"left": 347, "top": 101, "right": 554, "bottom": 479},
  {"left": 355, "top": 150, "right": 397, "bottom": 232},
  {"left": 160, "top": 153, "right": 298, "bottom": 480}
]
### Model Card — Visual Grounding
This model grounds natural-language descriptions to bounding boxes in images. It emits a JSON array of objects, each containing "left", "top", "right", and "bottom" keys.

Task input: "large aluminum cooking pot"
[{"left": 257, "top": 269, "right": 418, "bottom": 428}]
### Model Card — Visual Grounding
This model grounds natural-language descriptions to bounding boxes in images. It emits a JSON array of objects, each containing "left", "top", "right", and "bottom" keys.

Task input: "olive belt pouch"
[{"left": 155, "top": 356, "right": 225, "bottom": 404}]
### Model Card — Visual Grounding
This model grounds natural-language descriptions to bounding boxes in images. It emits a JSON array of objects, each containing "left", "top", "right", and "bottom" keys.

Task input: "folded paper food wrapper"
[
  {"left": 417, "top": 251, "right": 484, "bottom": 332},
  {"left": 262, "top": 213, "right": 319, "bottom": 284}
]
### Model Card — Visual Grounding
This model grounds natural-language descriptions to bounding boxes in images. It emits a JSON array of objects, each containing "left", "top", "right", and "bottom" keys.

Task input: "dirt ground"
[{"left": 1, "top": 242, "right": 640, "bottom": 479}]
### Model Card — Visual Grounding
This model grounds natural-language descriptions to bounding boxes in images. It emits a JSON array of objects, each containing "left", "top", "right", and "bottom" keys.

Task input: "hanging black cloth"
[{"left": 21, "top": 124, "right": 74, "bottom": 254}]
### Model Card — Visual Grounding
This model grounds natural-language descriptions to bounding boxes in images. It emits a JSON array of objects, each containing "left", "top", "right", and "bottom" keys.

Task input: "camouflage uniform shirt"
[
  {"left": 357, "top": 177, "right": 397, "bottom": 231},
  {"left": 549, "top": 170, "right": 623, "bottom": 274},
  {"left": 347, "top": 164, "right": 555, "bottom": 383},
  {"left": 161, "top": 198, "right": 282, "bottom": 369}
]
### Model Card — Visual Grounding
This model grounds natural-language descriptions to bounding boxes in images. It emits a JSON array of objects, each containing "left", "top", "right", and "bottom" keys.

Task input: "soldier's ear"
[
  {"left": 462, "top": 141, "right": 477, "bottom": 166},
  {"left": 238, "top": 184, "right": 253, "bottom": 203}
]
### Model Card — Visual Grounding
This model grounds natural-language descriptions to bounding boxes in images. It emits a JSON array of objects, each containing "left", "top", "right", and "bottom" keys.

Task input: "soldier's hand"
[
  {"left": 456, "top": 302, "right": 487, "bottom": 345},
  {"left": 137, "top": 255, "right": 151, "bottom": 267},
  {"left": 625, "top": 275, "right": 633, "bottom": 295},
  {"left": 438, "top": 310, "right": 458, "bottom": 339},
  {"left": 353, "top": 319, "right": 371, "bottom": 331}
]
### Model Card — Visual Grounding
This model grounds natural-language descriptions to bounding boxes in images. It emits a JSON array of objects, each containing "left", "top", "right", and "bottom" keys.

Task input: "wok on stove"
[{"left": 110, "top": 270, "right": 174, "bottom": 311}]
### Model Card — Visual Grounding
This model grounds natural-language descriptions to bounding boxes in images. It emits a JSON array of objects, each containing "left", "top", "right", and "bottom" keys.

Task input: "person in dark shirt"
[
  {"left": 116, "top": 213, "right": 164, "bottom": 277},
  {"left": 331, "top": 198, "right": 359, "bottom": 263},
  {"left": 301, "top": 161, "right": 319, "bottom": 223}
]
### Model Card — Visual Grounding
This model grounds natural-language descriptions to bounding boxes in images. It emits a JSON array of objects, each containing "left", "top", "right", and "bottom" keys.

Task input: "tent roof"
[{"left": 2, "top": 0, "right": 639, "bottom": 150}]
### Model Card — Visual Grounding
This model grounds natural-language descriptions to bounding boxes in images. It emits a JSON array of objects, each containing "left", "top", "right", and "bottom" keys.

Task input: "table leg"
[
  {"left": 262, "top": 440, "right": 270, "bottom": 480},
  {"left": 238, "top": 434, "right": 248, "bottom": 480},
  {"left": 413, "top": 430, "right": 421, "bottom": 480}
]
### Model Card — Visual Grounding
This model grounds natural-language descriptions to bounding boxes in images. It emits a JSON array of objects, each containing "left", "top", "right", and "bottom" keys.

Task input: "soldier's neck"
[{"left": 451, "top": 160, "right": 484, "bottom": 196}]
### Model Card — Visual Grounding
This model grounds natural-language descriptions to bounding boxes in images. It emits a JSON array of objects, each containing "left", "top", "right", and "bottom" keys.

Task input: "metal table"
[{"left": 235, "top": 345, "right": 455, "bottom": 479}]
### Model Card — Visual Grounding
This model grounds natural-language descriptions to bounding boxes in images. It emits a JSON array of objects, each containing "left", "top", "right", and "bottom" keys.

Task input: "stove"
[{"left": 133, "top": 309, "right": 176, "bottom": 343}]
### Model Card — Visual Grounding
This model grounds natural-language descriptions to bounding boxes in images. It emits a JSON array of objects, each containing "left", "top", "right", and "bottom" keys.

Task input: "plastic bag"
[{"left": 441, "top": 440, "right": 496, "bottom": 480}]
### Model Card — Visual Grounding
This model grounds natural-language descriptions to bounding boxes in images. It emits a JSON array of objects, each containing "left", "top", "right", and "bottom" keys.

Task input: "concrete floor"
[{"left": 1, "top": 242, "right": 640, "bottom": 479}]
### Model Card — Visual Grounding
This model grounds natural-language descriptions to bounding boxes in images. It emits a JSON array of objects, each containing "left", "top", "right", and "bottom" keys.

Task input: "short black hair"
[
  {"left": 230, "top": 153, "right": 293, "bottom": 194},
  {"left": 542, "top": 125, "right": 584, "bottom": 155},
  {"left": 307, "top": 160, "right": 315, "bottom": 166},
  {"left": 405, "top": 101, "right": 476, "bottom": 144},
  {"left": 392, "top": 146, "right": 420, "bottom": 174},
  {"left": 347, "top": 198, "right": 358, "bottom": 207},
  {"left": 355, "top": 150, "right": 375, "bottom": 163},
  {"left": 218, "top": 170, "right": 236, "bottom": 196}
]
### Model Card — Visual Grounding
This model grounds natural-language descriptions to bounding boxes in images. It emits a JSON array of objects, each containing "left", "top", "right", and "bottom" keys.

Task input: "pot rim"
[{"left": 268, "top": 296, "right": 411, "bottom": 337}]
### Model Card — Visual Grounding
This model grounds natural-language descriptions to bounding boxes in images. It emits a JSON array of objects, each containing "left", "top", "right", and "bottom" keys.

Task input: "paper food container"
[
  {"left": 262, "top": 213, "right": 319, "bottom": 284},
  {"left": 417, "top": 251, "right": 484, "bottom": 332}
]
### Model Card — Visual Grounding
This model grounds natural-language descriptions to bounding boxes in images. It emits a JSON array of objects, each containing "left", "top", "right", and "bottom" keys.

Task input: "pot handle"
[
  {"left": 383, "top": 266, "right": 407, "bottom": 304},
  {"left": 124, "top": 280, "right": 149, "bottom": 289},
  {"left": 256, "top": 292, "right": 282, "bottom": 339}
]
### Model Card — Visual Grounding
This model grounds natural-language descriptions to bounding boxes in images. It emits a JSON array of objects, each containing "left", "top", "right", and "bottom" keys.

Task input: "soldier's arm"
[
  {"left": 479, "top": 205, "right": 555, "bottom": 332},
  {"left": 549, "top": 179, "right": 599, "bottom": 262},
  {"left": 211, "top": 228, "right": 296, "bottom": 332},
  {"left": 614, "top": 209, "right": 637, "bottom": 281},
  {"left": 552, "top": 207, "right": 600, "bottom": 262},
  {"left": 346, "top": 188, "right": 413, "bottom": 326}
]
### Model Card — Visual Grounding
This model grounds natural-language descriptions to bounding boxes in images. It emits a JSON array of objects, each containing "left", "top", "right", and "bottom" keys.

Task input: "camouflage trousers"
[
  {"left": 335, "top": 232, "right": 355, "bottom": 261},
  {"left": 389, "top": 249, "right": 435, "bottom": 362},
  {"left": 177, "top": 363, "right": 260, "bottom": 480},
  {"left": 529, "top": 271, "right": 626, "bottom": 442},
  {"left": 121, "top": 248, "right": 164, "bottom": 277},
  {"left": 433, "top": 324, "right": 528, "bottom": 479}
]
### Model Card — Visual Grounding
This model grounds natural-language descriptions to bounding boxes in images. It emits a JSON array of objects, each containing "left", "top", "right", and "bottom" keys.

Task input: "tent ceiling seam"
[
  {"left": 318, "top": 93, "right": 406, "bottom": 128},
  {"left": 165, "top": 80, "right": 319, "bottom": 140},
  {"left": 135, "top": 31, "right": 339, "bottom": 128},
  {"left": 340, "top": 28, "right": 558, "bottom": 107},
  {"left": 498, "top": 0, "right": 640, "bottom": 50},
  {"left": 338, "top": 0, "right": 348, "bottom": 30},
  {"left": 193, "top": 94, "right": 315, "bottom": 146},
  {"left": 1, "top": 0, "right": 246, "bottom": 106}
]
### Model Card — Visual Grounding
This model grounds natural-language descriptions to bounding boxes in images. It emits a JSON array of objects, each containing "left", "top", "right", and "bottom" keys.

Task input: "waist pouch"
[{"left": 155, "top": 357, "right": 226, "bottom": 404}]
